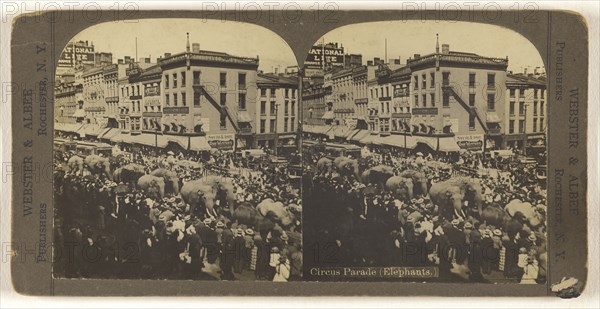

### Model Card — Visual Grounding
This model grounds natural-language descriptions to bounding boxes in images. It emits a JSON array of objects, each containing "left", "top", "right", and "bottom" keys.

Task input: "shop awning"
[
  {"left": 330, "top": 125, "right": 351, "bottom": 138},
  {"left": 99, "top": 128, "right": 120, "bottom": 140},
  {"left": 359, "top": 134, "right": 384, "bottom": 145},
  {"left": 55, "top": 122, "right": 84, "bottom": 133},
  {"left": 380, "top": 134, "right": 417, "bottom": 149},
  {"left": 311, "top": 125, "right": 332, "bottom": 135},
  {"left": 486, "top": 112, "right": 502, "bottom": 123},
  {"left": 437, "top": 137, "right": 461, "bottom": 152},
  {"left": 349, "top": 129, "right": 370, "bottom": 142},
  {"left": 414, "top": 136, "right": 438, "bottom": 150},
  {"left": 237, "top": 111, "right": 253, "bottom": 123},
  {"left": 189, "top": 136, "right": 211, "bottom": 151},
  {"left": 321, "top": 110, "right": 334, "bottom": 120},
  {"left": 72, "top": 109, "right": 86, "bottom": 118},
  {"left": 346, "top": 129, "right": 361, "bottom": 141}
]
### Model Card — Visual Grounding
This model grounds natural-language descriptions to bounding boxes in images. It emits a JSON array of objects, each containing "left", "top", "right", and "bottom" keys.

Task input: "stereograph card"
[{"left": 7, "top": 6, "right": 589, "bottom": 297}]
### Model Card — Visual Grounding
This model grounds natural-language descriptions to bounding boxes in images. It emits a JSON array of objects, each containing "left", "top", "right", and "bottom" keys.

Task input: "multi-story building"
[
  {"left": 81, "top": 66, "right": 106, "bottom": 124},
  {"left": 157, "top": 40, "right": 259, "bottom": 152},
  {"left": 504, "top": 73, "right": 547, "bottom": 153},
  {"left": 140, "top": 65, "right": 163, "bottom": 133},
  {"left": 256, "top": 73, "right": 299, "bottom": 153},
  {"left": 102, "top": 63, "right": 127, "bottom": 127},
  {"left": 331, "top": 67, "right": 355, "bottom": 125}
]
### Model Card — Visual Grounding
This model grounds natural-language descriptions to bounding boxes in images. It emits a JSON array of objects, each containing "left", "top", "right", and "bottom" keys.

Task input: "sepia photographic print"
[
  {"left": 6, "top": 5, "right": 592, "bottom": 299},
  {"left": 52, "top": 19, "right": 303, "bottom": 282},
  {"left": 302, "top": 21, "right": 548, "bottom": 283}
]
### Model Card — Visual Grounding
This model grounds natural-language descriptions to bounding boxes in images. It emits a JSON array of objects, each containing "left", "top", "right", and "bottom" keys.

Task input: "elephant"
[
  {"left": 151, "top": 168, "right": 180, "bottom": 196},
  {"left": 429, "top": 177, "right": 483, "bottom": 220},
  {"left": 399, "top": 169, "right": 429, "bottom": 196},
  {"left": 67, "top": 155, "right": 84, "bottom": 174},
  {"left": 256, "top": 198, "right": 295, "bottom": 226},
  {"left": 504, "top": 199, "right": 544, "bottom": 228},
  {"left": 233, "top": 202, "right": 262, "bottom": 227},
  {"left": 480, "top": 205, "right": 509, "bottom": 228},
  {"left": 362, "top": 165, "right": 394, "bottom": 187},
  {"left": 385, "top": 176, "right": 414, "bottom": 201},
  {"left": 84, "top": 155, "right": 112, "bottom": 179},
  {"left": 333, "top": 156, "right": 360, "bottom": 179},
  {"left": 180, "top": 176, "right": 236, "bottom": 217},
  {"left": 137, "top": 174, "right": 165, "bottom": 200},
  {"left": 316, "top": 157, "right": 333, "bottom": 175},
  {"left": 113, "top": 163, "right": 146, "bottom": 184}
]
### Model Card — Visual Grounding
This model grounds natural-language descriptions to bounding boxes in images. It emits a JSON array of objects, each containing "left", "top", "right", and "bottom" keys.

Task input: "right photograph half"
[{"left": 301, "top": 21, "right": 547, "bottom": 283}]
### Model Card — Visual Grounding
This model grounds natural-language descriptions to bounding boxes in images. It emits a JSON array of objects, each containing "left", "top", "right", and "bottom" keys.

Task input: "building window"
[
  {"left": 422, "top": 94, "right": 427, "bottom": 107},
  {"left": 370, "top": 89, "right": 374, "bottom": 99},
  {"left": 261, "top": 101, "right": 266, "bottom": 115},
  {"left": 290, "top": 118, "right": 295, "bottom": 131},
  {"left": 270, "top": 102, "right": 276, "bottom": 115},
  {"left": 238, "top": 73, "right": 246, "bottom": 89},
  {"left": 181, "top": 72, "right": 186, "bottom": 87},
  {"left": 533, "top": 118, "right": 537, "bottom": 132},
  {"left": 510, "top": 89, "right": 515, "bottom": 98},
  {"left": 469, "top": 115, "right": 476, "bottom": 130},
  {"left": 193, "top": 71, "right": 200, "bottom": 85},
  {"left": 220, "top": 72, "right": 227, "bottom": 88},
  {"left": 533, "top": 102, "right": 538, "bottom": 116},
  {"left": 194, "top": 92, "right": 201, "bottom": 107},
  {"left": 510, "top": 102, "right": 515, "bottom": 115},
  {"left": 260, "top": 119, "right": 266, "bottom": 133},
  {"left": 443, "top": 92, "right": 450, "bottom": 107},
  {"left": 164, "top": 75, "right": 169, "bottom": 88},
  {"left": 487, "top": 93, "right": 495, "bottom": 110},
  {"left": 509, "top": 120, "right": 515, "bottom": 133},
  {"left": 414, "top": 76, "right": 419, "bottom": 90},
  {"left": 519, "top": 102, "right": 526, "bottom": 115},
  {"left": 519, "top": 120, "right": 525, "bottom": 133},
  {"left": 291, "top": 101, "right": 295, "bottom": 116},
  {"left": 270, "top": 88, "right": 276, "bottom": 97},
  {"left": 260, "top": 88, "right": 266, "bottom": 97},
  {"left": 540, "top": 118, "right": 544, "bottom": 130},
  {"left": 541, "top": 90, "right": 545, "bottom": 99},
  {"left": 422, "top": 74, "right": 427, "bottom": 89},
  {"left": 442, "top": 72, "right": 450, "bottom": 86},
  {"left": 173, "top": 93, "right": 178, "bottom": 106},
  {"left": 285, "top": 89, "right": 289, "bottom": 98},
  {"left": 181, "top": 92, "right": 186, "bottom": 106},
  {"left": 292, "top": 89, "right": 296, "bottom": 99},
  {"left": 469, "top": 73, "right": 476, "bottom": 88},
  {"left": 220, "top": 93, "right": 227, "bottom": 106},
  {"left": 430, "top": 93, "right": 436, "bottom": 107},
  {"left": 469, "top": 93, "right": 475, "bottom": 107},
  {"left": 414, "top": 95, "right": 419, "bottom": 107},
  {"left": 540, "top": 102, "right": 544, "bottom": 116},
  {"left": 284, "top": 118, "right": 288, "bottom": 132},
  {"left": 220, "top": 114, "right": 227, "bottom": 129},
  {"left": 533, "top": 89, "right": 538, "bottom": 99},
  {"left": 285, "top": 102, "right": 289, "bottom": 116},
  {"left": 430, "top": 72, "right": 435, "bottom": 88},
  {"left": 487, "top": 73, "right": 495, "bottom": 88},
  {"left": 165, "top": 94, "right": 170, "bottom": 106},
  {"left": 238, "top": 93, "right": 246, "bottom": 110},
  {"left": 136, "top": 85, "right": 140, "bottom": 96},
  {"left": 270, "top": 119, "right": 276, "bottom": 133},
  {"left": 173, "top": 73, "right": 178, "bottom": 88}
]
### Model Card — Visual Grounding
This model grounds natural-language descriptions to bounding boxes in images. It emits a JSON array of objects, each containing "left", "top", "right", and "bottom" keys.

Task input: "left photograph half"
[{"left": 53, "top": 19, "right": 303, "bottom": 282}]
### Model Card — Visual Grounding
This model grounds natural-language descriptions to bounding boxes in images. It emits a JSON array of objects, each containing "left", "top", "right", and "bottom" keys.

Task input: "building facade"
[
  {"left": 256, "top": 73, "right": 299, "bottom": 153},
  {"left": 504, "top": 74, "right": 547, "bottom": 153}
]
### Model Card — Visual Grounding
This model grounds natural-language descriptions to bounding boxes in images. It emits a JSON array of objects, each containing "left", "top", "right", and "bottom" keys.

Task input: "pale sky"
[
  {"left": 317, "top": 21, "right": 545, "bottom": 73},
  {"left": 68, "top": 18, "right": 298, "bottom": 72}
]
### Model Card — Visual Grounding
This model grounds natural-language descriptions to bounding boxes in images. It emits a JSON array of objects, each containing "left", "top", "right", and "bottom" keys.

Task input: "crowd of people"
[
  {"left": 304, "top": 140, "right": 547, "bottom": 284},
  {"left": 54, "top": 135, "right": 302, "bottom": 281}
]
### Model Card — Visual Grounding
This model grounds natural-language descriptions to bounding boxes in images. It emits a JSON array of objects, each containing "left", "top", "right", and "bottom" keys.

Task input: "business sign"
[
  {"left": 412, "top": 108, "right": 439, "bottom": 115},
  {"left": 58, "top": 42, "right": 95, "bottom": 68},
  {"left": 144, "top": 85, "right": 160, "bottom": 97},
  {"left": 304, "top": 44, "right": 345, "bottom": 69},
  {"left": 163, "top": 107, "right": 189, "bottom": 114},
  {"left": 207, "top": 133, "right": 235, "bottom": 151},
  {"left": 456, "top": 134, "right": 484, "bottom": 151}
]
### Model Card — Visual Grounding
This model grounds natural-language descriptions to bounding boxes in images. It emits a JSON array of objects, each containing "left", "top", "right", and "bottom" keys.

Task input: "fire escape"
[
  {"left": 193, "top": 84, "right": 240, "bottom": 132},
  {"left": 442, "top": 85, "right": 488, "bottom": 132}
]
